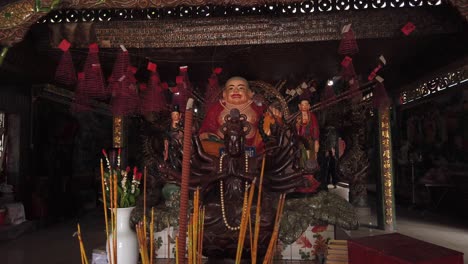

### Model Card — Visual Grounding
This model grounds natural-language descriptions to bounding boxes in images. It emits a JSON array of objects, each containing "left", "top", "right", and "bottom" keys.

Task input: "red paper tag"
[
  {"left": 213, "top": 67, "right": 223, "bottom": 75},
  {"left": 78, "top": 72, "right": 84, "bottom": 80},
  {"left": 341, "top": 56, "right": 352, "bottom": 67},
  {"left": 161, "top": 82, "right": 169, "bottom": 90},
  {"left": 171, "top": 86, "right": 179, "bottom": 93},
  {"left": 58, "top": 39, "right": 71, "bottom": 52},
  {"left": 176, "top": 76, "right": 184, "bottom": 84},
  {"left": 147, "top": 62, "right": 157, "bottom": 72},
  {"left": 179, "top": 66, "right": 188, "bottom": 72},
  {"left": 89, "top": 43, "right": 99, "bottom": 53},
  {"left": 401, "top": 22, "right": 416, "bottom": 36}
]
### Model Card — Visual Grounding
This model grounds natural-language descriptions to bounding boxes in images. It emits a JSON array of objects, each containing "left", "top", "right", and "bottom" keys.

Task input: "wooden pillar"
[{"left": 378, "top": 106, "right": 396, "bottom": 231}]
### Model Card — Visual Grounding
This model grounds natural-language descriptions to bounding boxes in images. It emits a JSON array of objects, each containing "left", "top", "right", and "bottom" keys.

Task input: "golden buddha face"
[
  {"left": 298, "top": 100, "right": 311, "bottom": 112},
  {"left": 223, "top": 77, "right": 253, "bottom": 105}
]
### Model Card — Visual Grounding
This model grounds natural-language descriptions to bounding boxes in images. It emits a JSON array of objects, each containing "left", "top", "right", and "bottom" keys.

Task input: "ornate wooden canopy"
[{"left": 0, "top": 0, "right": 466, "bottom": 46}]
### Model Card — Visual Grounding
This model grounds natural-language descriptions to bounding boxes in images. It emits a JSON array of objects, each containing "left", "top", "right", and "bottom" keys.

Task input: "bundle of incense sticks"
[
  {"left": 100, "top": 160, "right": 117, "bottom": 264},
  {"left": 144, "top": 167, "right": 147, "bottom": 237},
  {"left": 100, "top": 160, "right": 110, "bottom": 262},
  {"left": 263, "top": 193, "right": 286, "bottom": 264},
  {"left": 136, "top": 221, "right": 150, "bottom": 264},
  {"left": 110, "top": 171, "right": 118, "bottom": 264},
  {"left": 150, "top": 208, "right": 154, "bottom": 264},
  {"left": 76, "top": 223, "right": 89, "bottom": 264},
  {"left": 175, "top": 236, "right": 179, "bottom": 264},
  {"left": 135, "top": 168, "right": 153, "bottom": 264},
  {"left": 235, "top": 178, "right": 257, "bottom": 264},
  {"left": 252, "top": 156, "right": 267, "bottom": 264},
  {"left": 188, "top": 188, "right": 205, "bottom": 264},
  {"left": 178, "top": 98, "right": 195, "bottom": 263}
]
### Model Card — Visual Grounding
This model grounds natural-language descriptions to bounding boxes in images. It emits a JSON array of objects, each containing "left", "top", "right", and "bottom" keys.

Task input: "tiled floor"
[{"left": 0, "top": 202, "right": 467, "bottom": 264}]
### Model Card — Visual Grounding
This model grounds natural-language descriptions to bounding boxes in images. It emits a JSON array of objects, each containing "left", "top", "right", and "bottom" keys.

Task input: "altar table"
[{"left": 348, "top": 233, "right": 464, "bottom": 264}]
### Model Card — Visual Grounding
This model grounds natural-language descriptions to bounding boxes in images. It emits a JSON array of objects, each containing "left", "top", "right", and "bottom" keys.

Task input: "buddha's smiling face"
[{"left": 223, "top": 77, "right": 252, "bottom": 105}]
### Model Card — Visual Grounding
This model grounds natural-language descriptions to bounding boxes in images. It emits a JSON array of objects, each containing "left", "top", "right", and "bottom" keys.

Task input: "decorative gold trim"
[
  {"left": 379, "top": 107, "right": 395, "bottom": 230},
  {"left": 113, "top": 116, "right": 125, "bottom": 148}
]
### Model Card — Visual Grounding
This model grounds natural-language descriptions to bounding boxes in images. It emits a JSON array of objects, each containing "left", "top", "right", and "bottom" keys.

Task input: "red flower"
[
  {"left": 126, "top": 166, "right": 131, "bottom": 173},
  {"left": 312, "top": 225, "right": 328, "bottom": 233},
  {"left": 102, "top": 149, "right": 108, "bottom": 157},
  {"left": 134, "top": 172, "right": 142, "bottom": 181},
  {"left": 133, "top": 166, "right": 138, "bottom": 177}
]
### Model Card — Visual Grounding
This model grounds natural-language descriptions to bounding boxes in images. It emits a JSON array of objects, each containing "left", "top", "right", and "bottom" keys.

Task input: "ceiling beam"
[{"left": 47, "top": 7, "right": 464, "bottom": 49}]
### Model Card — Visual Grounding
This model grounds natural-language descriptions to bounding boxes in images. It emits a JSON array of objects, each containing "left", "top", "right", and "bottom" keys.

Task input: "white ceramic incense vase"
[{"left": 106, "top": 207, "right": 138, "bottom": 264}]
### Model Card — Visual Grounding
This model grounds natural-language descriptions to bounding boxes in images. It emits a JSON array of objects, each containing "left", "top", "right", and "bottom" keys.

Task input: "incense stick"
[
  {"left": 113, "top": 173, "right": 118, "bottom": 264},
  {"left": 235, "top": 177, "right": 256, "bottom": 263},
  {"left": 136, "top": 222, "right": 150, "bottom": 264},
  {"left": 235, "top": 182, "right": 250, "bottom": 263},
  {"left": 252, "top": 156, "right": 266, "bottom": 264},
  {"left": 100, "top": 159, "right": 111, "bottom": 264},
  {"left": 150, "top": 207, "right": 154, "bottom": 264},
  {"left": 76, "top": 223, "right": 89, "bottom": 264},
  {"left": 144, "top": 166, "right": 147, "bottom": 237},
  {"left": 263, "top": 194, "right": 286, "bottom": 264},
  {"left": 198, "top": 207, "right": 205, "bottom": 264},
  {"left": 175, "top": 236, "right": 179, "bottom": 264},
  {"left": 188, "top": 215, "right": 193, "bottom": 264},
  {"left": 108, "top": 172, "right": 114, "bottom": 264}
]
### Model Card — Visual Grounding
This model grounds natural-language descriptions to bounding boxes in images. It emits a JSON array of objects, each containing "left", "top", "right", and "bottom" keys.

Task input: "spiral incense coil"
[{"left": 177, "top": 98, "right": 194, "bottom": 264}]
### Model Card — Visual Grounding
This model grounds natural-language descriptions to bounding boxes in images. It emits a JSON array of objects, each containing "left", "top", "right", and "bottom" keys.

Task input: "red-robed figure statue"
[{"left": 199, "top": 76, "right": 281, "bottom": 156}]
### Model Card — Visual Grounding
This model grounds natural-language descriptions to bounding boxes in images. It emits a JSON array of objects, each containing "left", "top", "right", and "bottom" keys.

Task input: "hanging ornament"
[
  {"left": 204, "top": 67, "right": 222, "bottom": 111},
  {"left": 338, "top": 24, "right": 359, "bottom": 56},
  {"left": 82, "top": 43, "right": 108, "bottom": 99},
  {"left": 373, "top": 76, "right": 391, "bottom": 109},
  {"left": 55, "top": 39, "right": 77, "bottom": 86},
  {"left": 141, "top": 62, "right": 167, "bottom": 114}
]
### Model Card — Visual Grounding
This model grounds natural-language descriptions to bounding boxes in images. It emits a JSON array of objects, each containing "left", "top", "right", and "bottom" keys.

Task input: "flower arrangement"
[{"left": 102, "top": 149, "right": 142, "bottom": 208}]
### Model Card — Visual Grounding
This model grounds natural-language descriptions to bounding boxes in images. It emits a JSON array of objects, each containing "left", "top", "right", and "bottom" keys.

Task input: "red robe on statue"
[{"left": 199, "top": 101, "right": 265, "bottom": 153}]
